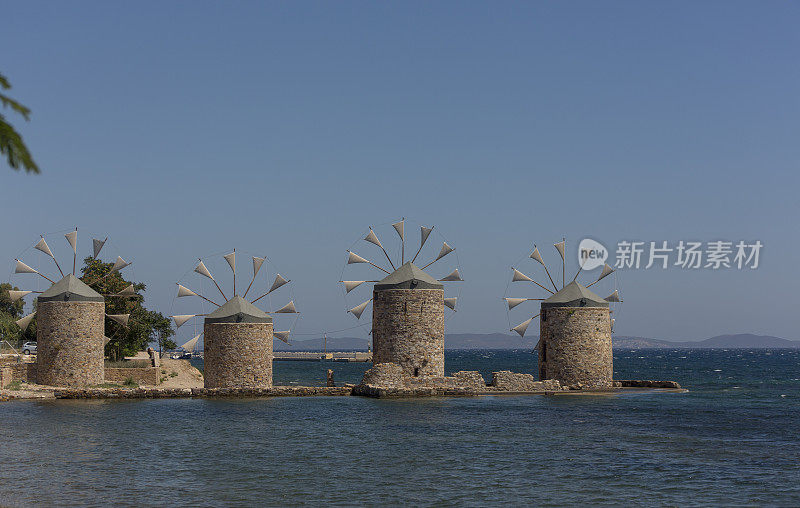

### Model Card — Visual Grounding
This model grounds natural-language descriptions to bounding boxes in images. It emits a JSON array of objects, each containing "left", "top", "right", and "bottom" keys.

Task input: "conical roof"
[
  {"left": 374, "top": 262, "right": 443, "bottom": 290},
  {"left": 541, "top": 281, "right": 608, "bottom": 309},
  {"left": 204, "top": 296, "right": 273, "bottom": 324},
  {"left": 38, "top": 274, "right": 104, "bottom": 303}
]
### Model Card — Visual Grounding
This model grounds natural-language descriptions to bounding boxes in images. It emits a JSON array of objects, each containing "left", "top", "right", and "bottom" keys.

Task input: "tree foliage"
[
  {"left": 0, "top": 282, "right": 36, "bottom": 345},
  {"left": 0, "top": 73, "right": 38, "bottom": 173},
  {"left": 79, "top": 257, "right": 174, "bottom": 360}
]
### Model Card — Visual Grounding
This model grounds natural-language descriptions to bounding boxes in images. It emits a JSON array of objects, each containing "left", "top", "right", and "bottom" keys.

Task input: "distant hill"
[{"left": 276, "top": 333, "right": 800, "bottom": 351}]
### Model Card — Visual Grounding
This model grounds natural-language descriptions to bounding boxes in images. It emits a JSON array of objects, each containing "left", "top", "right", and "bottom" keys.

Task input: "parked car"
[{"left": 22, "top": 341, "right": 37, "bottom": 355}]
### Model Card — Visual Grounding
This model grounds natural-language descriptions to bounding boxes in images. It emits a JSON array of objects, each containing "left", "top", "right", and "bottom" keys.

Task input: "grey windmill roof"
[
  {"left": 204, "top": 296, "right": 273, "bottom": 324},
  {"left": 37, "top": 274, "right": 104, "bottom": 303},
  {"left": 374, "top": 262, "right": 443, "bottom": 290},
  {"left": 541, "top": 281, "right": 609, "bottom": 309}
]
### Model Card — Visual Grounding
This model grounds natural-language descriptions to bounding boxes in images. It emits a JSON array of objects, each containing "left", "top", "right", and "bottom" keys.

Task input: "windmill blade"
[
  {"left": 116, "top": 284, "right": 136, "bottom": 296},
  {"left": 107, "top": 314, "right": 130, "bottom": 326},
  {"left": 512, "top": 268, "right": 533, "bottom": 282},
  {"left": 14, "top": 260, "right": 38, "bottom": 274},
  {"left": 504, "top": 298, "right": 528, "bottom": 310},
  {"left": 342, "top": 280, "right": 366, "bottom": 293},
  {"left": 274, "top": 301, "right": 298, "bottom": 314},
  {"left": 530, "top": 247, "right": 545, "bottom": 265},
  {"left": 15, "top": 312, "right": 36, "bottom": 332},
  {"left": 347, "top": 251, "right": 369, "bottom": 264},
  {"left": 65, "top": 230, "right": 77, "bottom": 252},
  {"left": 224, "top": 251, "right": 236, "bottom": 272},
  {"left": 605, "top": 290, "right": 622, "bottom": 303},
  {"left": 92, "top": 238, "right": 107, "bottom": 259},
  {"left": 252, "top": 256, "right": 265, "bottom": 276},
  {"left": 104, "top": 336, "right": 112, "bottom": 346},
  {"left": 434, "top": 242, "right": 454, "bottom": 262},
  {"left": 109, "top": 256, "right": 131, "bottom": 274},
  {"left": 444, "top": 297, "right": 457, "bottom": 311},
  {"left": 511, "top": 315, "right": 539, "bottom": 337},
  {"left": 392, "top": 220, "right": 404, "bottom": 240},
  {"left": 180, "top": 334, "right": 201, "bottom": 352},
  {"left": 34, "top": 237, "right": 55, "bottom": 258},
  {"left": 177, "top": 284, "right": 198, "bottom": 297},
  {"left": 412, "top": 225, "right": 434, "bottom": 263},
  {"left": 610, "top": 318, "right": 615, "bottom": 331},
  {"left": 554, "top": 241, "right": 565, "bottom": 260},
  {"left": 268, "top": 274, "right": 290, "bottom": 294},
  {"left": 195, "top": 260, "right": 214, "bottom": 279},
  {"left": 364, "top": 229, "right": 384, "bottom": 249},
  {"left": 587, "top": 263, "right": 615, "bottom": 288},
  {"left": 274, "top": 331, "right": 291, "bottom": 344},
  {"left": 8, "top": 290, "right": 32, "bottom": 302},
  {"left": 172, "top": 315, "right": 196, "bottom": 328},
  {"left": 439, "top": 269, "right": 463, "bottom": 282},
  {"left": 348, "top": 299, "right": 371, "bottom": 320}
]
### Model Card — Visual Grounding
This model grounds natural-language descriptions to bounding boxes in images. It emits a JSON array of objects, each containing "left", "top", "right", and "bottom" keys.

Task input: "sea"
[{"left": 1, "top": 349, "right": 799, "bottom": 507}]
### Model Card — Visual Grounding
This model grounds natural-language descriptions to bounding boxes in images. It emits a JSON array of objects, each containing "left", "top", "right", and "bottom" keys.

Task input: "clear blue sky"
[{"left": 2, "top": 1, "right": 798, "bottom": 342}]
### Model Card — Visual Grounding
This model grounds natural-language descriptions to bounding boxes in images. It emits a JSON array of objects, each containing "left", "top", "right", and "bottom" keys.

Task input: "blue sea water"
[{"left": 1, "top": 349, "right": 799, "bottom": 507}]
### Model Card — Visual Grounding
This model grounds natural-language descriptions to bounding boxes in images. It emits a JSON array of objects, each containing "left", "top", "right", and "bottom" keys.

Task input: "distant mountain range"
[{"left": 274, "top": 333, "right": 800, "bottom": 351}]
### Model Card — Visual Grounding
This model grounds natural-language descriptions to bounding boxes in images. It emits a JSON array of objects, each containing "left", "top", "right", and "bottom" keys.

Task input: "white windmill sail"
[
  {"left": 342, "top": 281, "right": 365, "bottom": 293},
  {"left": 107, "top": 314, "right": 130, "bottom": 326},
  {"left": 420, "top": 226, "right": 433, "bottom": 247},
  {"left": 14, "top": 260, "right": 38, "bottom": 274},
  {"left": 65, "top": 230, "right": 78, "bottom": 253},
  {"left": 504, "top": 298, "right": 528, "bottom": 310},
  {"left": 554, "top": 240, "right": 565, "bottom": 260},
  {"left": 92, "top": 238, "right": 107, "bottom": 258},
  {"left": 610, "top": 318, "right": 615, "bottom": 331},
  {"left": 116, "top": 284, "right": 136, "bottom": 296},
  {"left": 224, "top": 251, "right": 236, "bottom": 272},
  {"left": 110, "top": 256, "right": 131, "bottom": 274},
  {"left": 597, "top": 263, "right": 614, "bottom": 282},
  {"left": 274, "top": 331, "right": 290, "bottom": 344},
  {"left": 348, "top": 299, "right": 371, "bottom": 319},
  {"left": 195, "top": 260, "right": 214, "bottom": 279},
  {"left": 8, "top": 290, "right": 32, "bottom": 302},
  {"left": 177, "top": 284, "right": 198, "bottom": 297},
  {"left": 440, "top": 269, "right": 463, "bottom": 282},
  {"left": 347, "top": 251, "right": 369, "bottom": 264},
  {"left": 104, "top": 336, "right": 112, "bottom": 346},
  {"left": 530, "top": 247, "right": 545, "bottom": 265},
  {"left": 15, "top": 312, "right": 36, "bottom": 331},
  {"left": 444, "top": 297, "right": 457, "bottom": 311},
  {"left": 172, "top": 315, "right": 196, "bottom": 328},
  {"left": 434, "top": 242, "right": 454, "bottom": 262},
  {"left": 511, "top": 317, "right": 534, "bottom": 337},
  {"left": 605, "top": 290, "right": 622, "bottom": 303},
  {"left": 180, "top": 334, "right": 201, "bottom": 352},
  {"left": 268, "top": 274, "right": 290, "bottom": 294},
  {"left": 252, "top": 256, "right": 265, "bottom": 276},
  {"left": 364, "top": 229, "right": 383, "bottom": 249},
  {"left": 275, "top": 301, "right": 297, "bottom": 313},
  {"left": 512, "top": 268, "right": 533, "bottom": 282},
  {"left": 34, "top": 237, "right": 55, "bottom": 258},
  {"left": 392, "top": 220, "right": 404, "bottom": 240}
]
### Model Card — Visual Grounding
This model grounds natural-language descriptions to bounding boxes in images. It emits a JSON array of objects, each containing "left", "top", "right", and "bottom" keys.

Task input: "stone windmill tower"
[
  {"left": 170, "top": 250, "right": 298, "bottom": 389},
  {"left": 504, "top": 239, "right": 622, "bottom": 388},
  {"left": 342, "top": 219, "right": 462, "bottom": 378},
  {"left": 7, "top": 230, "right": 134, "bottom": 387}
]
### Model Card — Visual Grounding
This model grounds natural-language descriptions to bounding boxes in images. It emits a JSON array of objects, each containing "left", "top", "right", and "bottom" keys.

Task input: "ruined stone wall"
[
  {"left": 203, "top": 322, "right": 273, "bottom": 388},
  {"left": 0, "top": 358, "right": 35, "bottom": 383},
  {"left": 36, "top": 301, "right": 105, "bottom": 387},
  {"left": 372, "top": 289, "right": 444, "bottom": 378},
  {"left": 539, "top": 306, "right": 612, "bottom": 388},
  {"left": 104, "top": 367, "right": 160, "bottom": 386},
  {"left": 490, "top": 371, "right": 561, "bottom": 391}
]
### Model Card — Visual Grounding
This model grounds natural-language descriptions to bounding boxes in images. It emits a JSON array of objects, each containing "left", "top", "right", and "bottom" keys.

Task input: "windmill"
[
  {"left": 341, "top": 219, "right": 462, "bottom": 378},
  {"left": 6, "top": 229, "right": 136, "bottom": 387},
  {"left": 170, "top": 249, "right": 299, "bottom": 388},
  {"left": 504, "top": 238, "right": 621, "bottom": 388}
]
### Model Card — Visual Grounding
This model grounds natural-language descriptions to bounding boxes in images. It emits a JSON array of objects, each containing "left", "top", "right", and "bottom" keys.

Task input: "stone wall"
[
  {"left": 360, "top": 362, "right": 404, "bottom": 388},
  {"left": 203, "top": 322, "right": 273, "bottom": 388},
  {"left": 0, "top": 358, "right": 35, "bottom": 384},
  {"left": 36, "top": 301, "right": 105, "bottom": 387},
  {"left": 539, "top": 306, "right": 612, "bottom": 388},
  {"left": 372, "top": 288, "right": 444, "bottom": 378},
  {"left": 360, "top": 363, "right": 485, "bottom": 390},
  {"left": 0, "top": 366, "right": 11, "bottom": 388},
  {"left": 490, "top": 371, "right": 561, "bottom": 391},
  {"left": 104, "top": 367, "right": 160, "bottom": 386}
]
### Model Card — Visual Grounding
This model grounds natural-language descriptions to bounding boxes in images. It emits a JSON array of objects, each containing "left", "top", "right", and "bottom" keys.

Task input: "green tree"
[
  {"left": 0, "top": 283, "right": 35, "bottom": 346},
  {"left": 0, "top": 73, "right": 38, "bottom": 173},
  {"left": 79, "top": 257, "right": 175, "bottom": 360}
]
